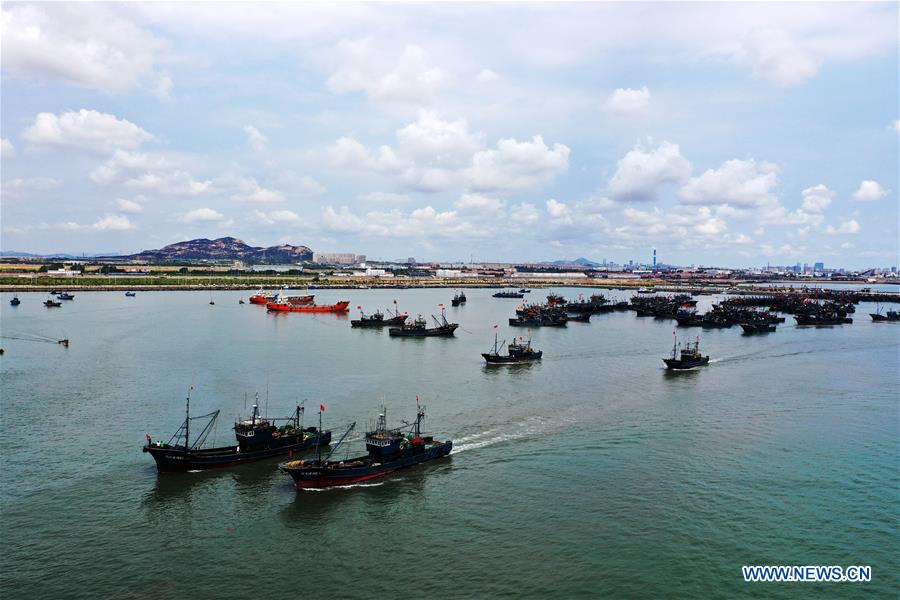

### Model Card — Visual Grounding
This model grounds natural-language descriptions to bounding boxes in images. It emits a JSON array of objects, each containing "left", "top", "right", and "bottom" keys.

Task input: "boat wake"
[
  {"left": 452, "top": 415, "right": 561, "bottom": 454},
  {"left": 301, "top": 482, "right": 385, "bottom": 492}
]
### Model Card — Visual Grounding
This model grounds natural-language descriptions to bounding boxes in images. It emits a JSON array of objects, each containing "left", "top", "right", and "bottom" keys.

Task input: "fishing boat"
[
  {"left": 663, "top": 336, "right": 710, "bottom": 370},
  {"left": 389, "top": 309, "right": 458, "bottom": 337},
  {"left": 493, "top": 290, "right": 524, "bottom": 299},
  {"left": 740, "top": 322, "right": 777, "bottom": 333},
  {"left": 546, "top": 293, "right": 567, "bottom": 305},
  {"left": 143, "top": 392, "right": 331, "bottom": 473},
  {"left": 267, "top": 298, "right": 350, "bottom": 313},
  {"left": 794, "top": 313, "right": 852, "bottom": 325},
  {"left": 10, "top": 295, "right": 20, "bottom": 306},
  {"left": 279, "top": 404, "right": 452, "bottom": 489},
  {"left": 567, "top": 312, "right": 591, "bottom": 322},
  {"left": 519, "top": 289, "right": 531, "bottom": 294},
  {"left": 451, "top": 290, "right": 467, "bottom": 306},
  {"left": 351, "top": 303, "right": 408, "bottom": 327},
  {"left": 56, "top": 292, "right": 75, "bottom": 300},
  {"left": 482, "top": 333, "right": 543, "bottom": 364},
  {"left": 44, "top": 298, "right": 62, "bottom": 308},
  {"left": 249, "top": 290, "right": 277, "bottom": 304},
  {"left": 870, "top": 306, "right": 900, "bottom": 322},
  {"left": 125, "top": 291, "right": 136, "bottom": 297}
]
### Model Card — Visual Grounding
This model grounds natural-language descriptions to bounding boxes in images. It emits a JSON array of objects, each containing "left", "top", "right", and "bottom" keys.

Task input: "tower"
[{"left": 652, "top": 249, "right": 657, "bottom": 268}]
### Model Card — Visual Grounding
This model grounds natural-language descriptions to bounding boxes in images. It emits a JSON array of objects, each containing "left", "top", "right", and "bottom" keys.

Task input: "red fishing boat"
[
  {"left": 267, "top": 300, "right": 350, "bottom": 313},
  {"left": 251, "top": 291, "right": 314, "bottom": 305}
]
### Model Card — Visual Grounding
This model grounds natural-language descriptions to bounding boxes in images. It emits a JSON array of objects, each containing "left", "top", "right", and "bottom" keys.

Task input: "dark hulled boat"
[
  {"left": 794, "top": 313, "right": 852, "bottom": 325},
  {"left": 870, "top": 308, "right": 900, "bottom": 322},
  {"left": 389, "top": 310, "right": 458, "bottom": 337},
  {"left": 44, "top": 298, "right": 62, "bottom": 307},
  {"left": 482, "top": 334, "right": 543, "bottom": 364},
  {"left": 125, "top": 291, "right": 136, "bottom": 297},
  {"left": 351, "top": 302, "right": 408, "bottom": 328},
  {"left": 280, "top": 405, "right": 451, "bottom": 489},
  {"left": 493, "top": 290, "right": 524, "bottom": 299},
  {"left": 740, "top": 322, "right": 776, "bottom": 333},
  {"left": 451, "top": 290, "right": 467, "bottom": 306},
  {"left": 10, "top": 295, "right": 20, "bottom": 306},
  {"left": 143, "top": 393, "right": 331, "bottom": 473},
  {"left": 567, "top": 312, "right": 591, "bottom": 322},
  {"left": 56, "top": 292, "right": 75, "bottom": 300},
  {"left": 663, "top": 336, "right": 710, "bottom": 370}
]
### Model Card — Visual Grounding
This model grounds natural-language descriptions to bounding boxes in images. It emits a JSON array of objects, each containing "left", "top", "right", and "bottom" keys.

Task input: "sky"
[{"left": 0, "top": 2, "right": 898, "bottom": 268}]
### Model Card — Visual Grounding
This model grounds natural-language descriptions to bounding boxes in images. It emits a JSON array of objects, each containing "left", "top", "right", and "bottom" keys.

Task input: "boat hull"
[
  {"left": 143, "top": 431, "right": 331, "bottom": 473},
  {"left": 663, "top": 356, "right": 710, "bottom": 370},
  {"left": 281, "top": 441, "right": 452, "bottom": 489},
  {"left": 482, "top": 352, "right": 542, "bottom": 364},
  {"left": 267, "top": 301, "right": 350, "bottom": 313},
  {"left": 389, "top": 324, "right": 458, "bottom": 337}
]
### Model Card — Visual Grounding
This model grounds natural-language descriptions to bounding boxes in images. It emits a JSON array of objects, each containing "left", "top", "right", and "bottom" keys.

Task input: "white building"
[{"left": 312, "top": 252, "right": 365, "bottom": 265}]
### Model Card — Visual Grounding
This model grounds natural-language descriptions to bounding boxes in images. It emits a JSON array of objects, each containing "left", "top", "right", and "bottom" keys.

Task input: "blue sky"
[{"left": 1, "top": 2, "right": 897, "bottom": 268}]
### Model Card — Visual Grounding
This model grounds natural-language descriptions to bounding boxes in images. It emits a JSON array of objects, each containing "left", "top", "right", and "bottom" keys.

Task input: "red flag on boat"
[{"left": 320, "top": 404, "right": 326, "bottom": 412}]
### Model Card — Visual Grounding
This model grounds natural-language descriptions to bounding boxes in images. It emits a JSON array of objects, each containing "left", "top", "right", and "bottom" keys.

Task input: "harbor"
[{"left": 1, "top": 286, "right": 897, "bottom": 598}]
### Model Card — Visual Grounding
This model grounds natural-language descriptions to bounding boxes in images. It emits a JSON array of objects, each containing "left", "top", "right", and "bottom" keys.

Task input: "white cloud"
[
  {"left": 253, "top": 209, "right": 303, "bottom": 225},
  {"left": 90, "top": 150, "right": 171, "bottom": 184},
  {"left": 358, "top": 192, "right": 411, "bottom": 205},
  {"left": 680, "top": 159, "right": 779, "bottom": 208},
  {"left": 894, "top": 120, "right": 900, "bottom": 134},
  {"left": 852, "top": 180, "right": 887, "bottom": 202},
  {"left": 799, "top": 184, "right": 834, "bottom": 213},
  {"left": 1, "top": 139, "right": 15, "bottom": 159},
  {"left": 23, "top": 109, "right": 155, "bottom": 153},
  {"left": 126, "top": 171, "right": 211, "bottom": 196},
  {"left": 244, "top": 125, "right": 267, "bottom": 152},
  {"left": 453, "top": 193, "right": 505, "bottom": 217},
  {"left": 605, "top": 86, "right": 651, "bottom": 114},
  {"left": 476, "top": 68, "right": 498, "bottom": 82},
  {"left": 181, "top": 208, "right": 225, "bottom": 223},
  {"left": 1, "top": 177, "right": 62, "bottom": 193},
  {"left": 510, "top": 202, "right": 540, "bottom": 225},
  {"left": 114, "top": 198, "right": 143, "bottom": 213},
  {"left": 327, "top": 39, "right": 445, "bottom": 104},
  {"left": 546, "top": 198, "right": 572, "bottom": 221},
  {"left": 743, "top": 28, "right": 821, "bottom": 87},
  {"left": 608, "top": 140, "right": 691, "bottom": 202},
  {"left": 468, "top": 135, "right": 570, "bottom": 194},
  {"left": 229, "top": 177, "right": 284, "bottom": 203},
  {"left": 824, "top": 219, "right": 861, "bottom": 235},
  {"left": 57, "top": 214, "right": 137, "bottom": 231},
  {"left": 395, "top": 112, "right": 482, "bottom": 168},
  {"left": 1, "top": 4, "right": 170, "bottom": 93}
]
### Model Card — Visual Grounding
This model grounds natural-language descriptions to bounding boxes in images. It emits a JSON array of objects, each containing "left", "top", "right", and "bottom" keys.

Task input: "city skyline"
[{"left": 1, "top": 2, "right": 898, "bottom": 268}]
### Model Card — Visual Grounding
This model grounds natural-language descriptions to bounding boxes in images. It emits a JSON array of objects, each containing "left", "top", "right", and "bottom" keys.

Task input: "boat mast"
[
  {"left": 185, "top": 385, "right": 193, "bottom": 449},
  {"left": 315, "top": 408, "right": 323, "bottom": 463}
]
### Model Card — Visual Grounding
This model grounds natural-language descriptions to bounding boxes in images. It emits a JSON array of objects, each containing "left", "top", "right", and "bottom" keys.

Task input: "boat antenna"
[
  {"left": 265, "top": 373, "right": 269, "bottom": 420},
  {"left": 315, "top": 405, "right": 324, "bottom": 463},
  {"left": 185, "top": 385, "right": 193, "bottom": 449}
]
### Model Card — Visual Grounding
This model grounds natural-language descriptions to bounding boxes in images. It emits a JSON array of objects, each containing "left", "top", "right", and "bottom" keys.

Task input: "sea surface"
[{"left": 1, "top": 288, "right": 898, "bottom": 599}]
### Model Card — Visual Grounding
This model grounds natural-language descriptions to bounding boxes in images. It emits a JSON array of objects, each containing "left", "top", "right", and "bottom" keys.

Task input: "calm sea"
[{"left": 1, "top": 288, "right": 897, "bottom": 598}]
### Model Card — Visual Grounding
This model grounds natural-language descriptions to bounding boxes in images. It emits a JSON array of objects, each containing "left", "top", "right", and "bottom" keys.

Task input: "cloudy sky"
[{"left": 1, "top": 2, "right": 897, "bottom": 267}]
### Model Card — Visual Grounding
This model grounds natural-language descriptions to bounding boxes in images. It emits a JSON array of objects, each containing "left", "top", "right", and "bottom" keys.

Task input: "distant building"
[
  {"left": 312, "top": 252, "right": 365, "bottom": 265},
  {"left": 45, "top": 268, "right": 80, "bottom": 277},
  {"left": 814, "top": 262, "right": 824, "bottom": 272}
]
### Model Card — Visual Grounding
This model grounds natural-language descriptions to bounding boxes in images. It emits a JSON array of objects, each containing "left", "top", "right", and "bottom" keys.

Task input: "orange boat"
[
  {"left": 267, "top": 300, "right": 350, "bottom": 313},
  {"left": 249, "top": 294, "right": 275, "bottom": 304}
]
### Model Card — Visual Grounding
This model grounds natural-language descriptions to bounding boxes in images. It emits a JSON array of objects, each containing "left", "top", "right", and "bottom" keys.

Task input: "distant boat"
[
  {"left": 451, "top": 290, "right": 467, "bottom": 306},
  {"left": 870, "top": 305, "right": 899, "bottom": 322},
  {"left": 493, "top": 290, "right": 524, "bottom": 299},
  {"left": 56, "top": 292, "right": 75, "bottom": 300},
  {"left": 10, "top": 295, "right": 20, "bottom": 306},
  {"left": 482, "top": 334, "right": 543, "bottom": 364},
  {"left": 44, "top": 298, "right": 62, "bottom": 308},
  {"left": 663, "top": 336, "right": 709, "bottom": 370},
  {"left": 389, "top": 310, "right": 458, "bottom": 337},
  {"left": 267, "top": 298, "right": 350, "bottom": 313},
  {"left": 125, "top": 291, "right": 136, "bottom": 297}
]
